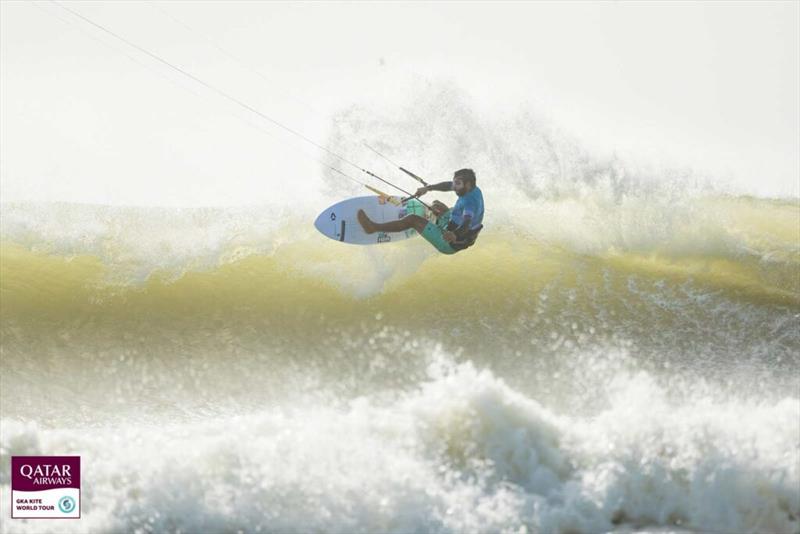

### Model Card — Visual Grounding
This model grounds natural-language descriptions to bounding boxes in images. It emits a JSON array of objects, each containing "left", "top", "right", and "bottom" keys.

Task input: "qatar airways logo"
[
  {"left": 19, "top": 463, "right": 74, "bottom": 486},
  {"left": 11, "top": 456, "right": 80, "bottom": 519}
]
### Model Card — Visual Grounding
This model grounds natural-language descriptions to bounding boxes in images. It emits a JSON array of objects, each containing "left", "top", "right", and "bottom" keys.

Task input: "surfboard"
[{"left": 314, "top": 196, "right": 431, "bottom": 245}]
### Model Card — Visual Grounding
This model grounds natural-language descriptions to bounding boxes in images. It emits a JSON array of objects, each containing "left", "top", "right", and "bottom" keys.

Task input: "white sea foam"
[{"left": 1, "top": 352, "right": 797, "bottom": 533}]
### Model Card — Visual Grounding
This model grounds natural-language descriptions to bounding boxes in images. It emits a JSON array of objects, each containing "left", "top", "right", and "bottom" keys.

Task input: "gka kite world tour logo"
[{"left": 11, "top": 456, "right": 80, "bottom": 519}]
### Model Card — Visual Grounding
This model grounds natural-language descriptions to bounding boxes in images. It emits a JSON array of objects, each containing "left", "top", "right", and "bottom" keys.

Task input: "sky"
[{"left": 1, "top": 1, "right": 798, "bottom": 206}]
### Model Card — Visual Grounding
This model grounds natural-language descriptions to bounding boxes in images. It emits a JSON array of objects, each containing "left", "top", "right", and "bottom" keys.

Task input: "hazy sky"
[{"left": 1, "top": 1, "right": 798, "bottom": 205}]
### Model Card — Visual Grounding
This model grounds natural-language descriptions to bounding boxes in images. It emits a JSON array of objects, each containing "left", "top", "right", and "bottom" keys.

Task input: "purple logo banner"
[{"left": 12, "top": 456, "right": 80, "bottom": 492}]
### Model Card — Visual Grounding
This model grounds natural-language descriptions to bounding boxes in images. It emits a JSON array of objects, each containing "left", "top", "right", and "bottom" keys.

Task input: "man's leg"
[{"left": 357, "top": 210, "right": 428, "bottom": 234}]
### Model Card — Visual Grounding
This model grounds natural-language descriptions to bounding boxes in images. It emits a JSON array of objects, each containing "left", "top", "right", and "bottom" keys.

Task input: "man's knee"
[{"left": 405, "top": 214, "right": 428, "bottom": 232}]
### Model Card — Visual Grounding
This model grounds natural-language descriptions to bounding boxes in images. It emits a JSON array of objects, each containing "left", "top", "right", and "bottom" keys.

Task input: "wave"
[
  {"left": 2, "top": 195, "right": 796, "bottom": 360},
  {"left": 2, "top": 198, "right": 797, "bottom": 426},
  {"left": 1, "top": 227, "right": 797, "bottom": 335},
  {"left": 2, "top": 194, "right": 797, "bottom": 297},
  {"left": 1, "top": 354, "right": 797, "bottom": 533}
]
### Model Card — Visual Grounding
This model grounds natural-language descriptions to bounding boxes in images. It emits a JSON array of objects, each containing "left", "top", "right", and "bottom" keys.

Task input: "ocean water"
[{"left": 1, "top": 174, "right": 798, "bottom": 533}]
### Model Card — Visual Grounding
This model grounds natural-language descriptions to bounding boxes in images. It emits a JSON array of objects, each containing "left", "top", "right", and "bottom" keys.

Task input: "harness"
[{"left": 447, "top": 222, "right": 484, "bottom": 251}]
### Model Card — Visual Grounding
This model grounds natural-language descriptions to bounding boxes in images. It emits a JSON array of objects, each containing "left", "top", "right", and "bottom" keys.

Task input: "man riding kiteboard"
[{"left": 357, "top": 168, "right": 484, "bottom": 254}]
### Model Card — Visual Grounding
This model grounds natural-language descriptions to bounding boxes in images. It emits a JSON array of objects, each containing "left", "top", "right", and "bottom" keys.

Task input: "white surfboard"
[{"left": 314, "top": 196, "right": 431, "bottom": 245}]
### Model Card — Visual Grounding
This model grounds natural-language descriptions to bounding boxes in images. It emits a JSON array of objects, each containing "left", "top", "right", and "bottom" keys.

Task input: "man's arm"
[
  {"left": 415, "top": 181, "right": 452, "bottom": 196},
  {"left": 453, "top": 214, "right": 473, "bottom": 240},
  {"left": 430, "top": 200, "right": 449, "bottom": 217},
  {"left": 443, "top": 214, "right": 472, "bottom": 243},
  {"left": 451, "top": 193, "right": 478, "bottom": 241}
]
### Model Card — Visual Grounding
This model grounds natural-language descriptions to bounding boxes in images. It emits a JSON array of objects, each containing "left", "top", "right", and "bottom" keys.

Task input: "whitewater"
[{"left": 1, "top": 80, "right": 799, "bottom": 532}]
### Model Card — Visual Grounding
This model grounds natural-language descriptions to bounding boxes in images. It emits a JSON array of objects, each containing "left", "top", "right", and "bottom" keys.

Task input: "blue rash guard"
[{"left": 449, "top": 186, "right": 484, "bottom": 230}]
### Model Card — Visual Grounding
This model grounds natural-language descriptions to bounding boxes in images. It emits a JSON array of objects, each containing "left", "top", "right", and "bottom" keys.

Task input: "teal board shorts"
[{"left": 420, "top": 210, "right": 456, "bottom": 255}]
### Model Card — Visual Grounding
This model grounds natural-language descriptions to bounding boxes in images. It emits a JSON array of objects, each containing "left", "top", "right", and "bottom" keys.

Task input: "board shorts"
[{"left": 421, "top": 221, "right": 457, "bottom": 255}]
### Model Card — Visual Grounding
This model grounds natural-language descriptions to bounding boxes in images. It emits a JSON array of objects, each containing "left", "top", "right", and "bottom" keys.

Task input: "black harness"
[{"left": 447, "top": 222, "right": 484, "bottom": 252}]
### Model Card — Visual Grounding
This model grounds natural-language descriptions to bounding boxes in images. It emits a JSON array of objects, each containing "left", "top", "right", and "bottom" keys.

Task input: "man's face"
[{"left": 453, "top": 176, "right": 470, "bottom": 197}]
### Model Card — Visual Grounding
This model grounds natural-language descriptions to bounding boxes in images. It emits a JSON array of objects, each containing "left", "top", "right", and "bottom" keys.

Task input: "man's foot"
[{"left": 357, "top": 209, "right": 377, "bottom": 234}]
